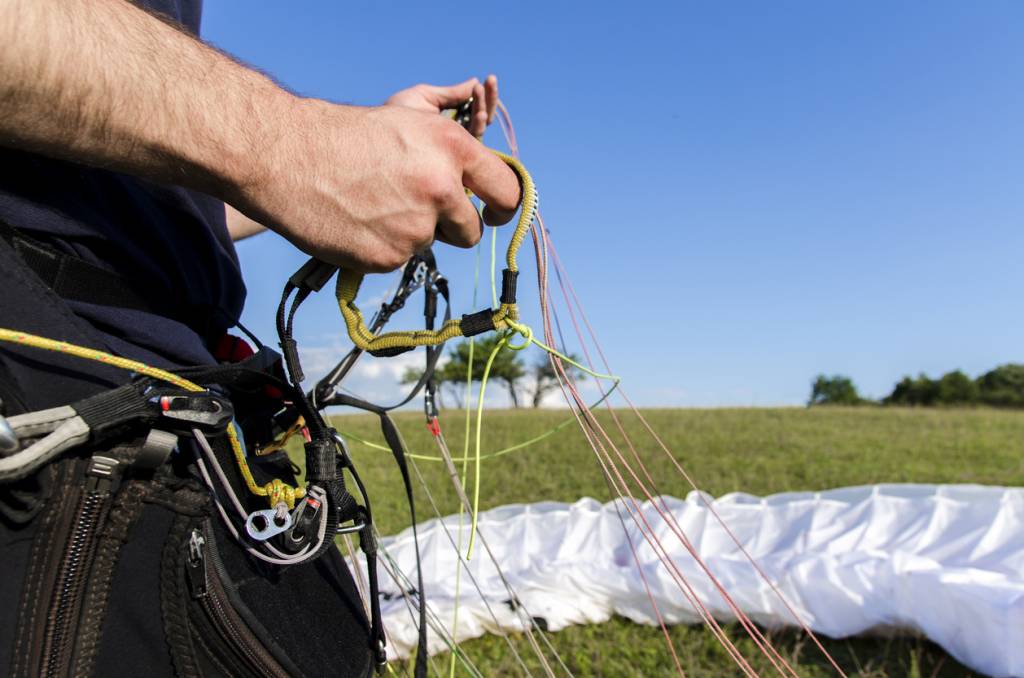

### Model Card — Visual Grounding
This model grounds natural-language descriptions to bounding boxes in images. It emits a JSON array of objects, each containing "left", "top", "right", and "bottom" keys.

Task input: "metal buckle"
[
  {"left": 336, "top": 517, "right": 368, "bottom": 536},
  {"left": 245, "top": 504, "right": 293, "bottom": 541}
]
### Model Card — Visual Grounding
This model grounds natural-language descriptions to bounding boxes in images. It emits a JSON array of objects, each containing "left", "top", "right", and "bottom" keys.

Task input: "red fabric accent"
[
  {"left": 212, "top": 333, "right": 255, "bottom": 363},
  {"left": 211, "top": 332, "right": 283, "bottom": 399}
]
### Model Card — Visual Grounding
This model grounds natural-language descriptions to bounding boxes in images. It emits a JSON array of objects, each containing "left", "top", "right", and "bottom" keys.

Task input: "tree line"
[
  {"left": 402, "top": 335, "right": 586, "bottom": 409},
  {"left": 809, "top": 364, "right": 1024, "bottom": 408}
]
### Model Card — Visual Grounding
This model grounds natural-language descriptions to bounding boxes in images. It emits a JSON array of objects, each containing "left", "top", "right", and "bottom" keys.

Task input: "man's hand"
[
  {"left": 0, "top": 0, "right": 520, "bottom": 272},
  {"left": 229, "top": 100, "right": 519, "bottom": 272},
  {"left": 229, "top": 76, "right": 510, "bottom": 255}
]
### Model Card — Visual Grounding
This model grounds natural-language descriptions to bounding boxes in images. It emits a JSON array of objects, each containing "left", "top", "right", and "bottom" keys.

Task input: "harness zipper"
[
  {"left": 41, "top": 455, "right": 119, "bottom": 677},
  {"left": 188, "top": 524, "right": 289, "bottom": 678}
]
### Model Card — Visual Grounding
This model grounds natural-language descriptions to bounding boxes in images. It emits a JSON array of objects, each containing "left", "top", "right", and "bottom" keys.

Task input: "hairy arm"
[
  {"left": 0, "top": 0, "right": 520, "bottom": 271},
  {"left": 0, "top": 0, "right": 275, "bottom": 197},
  {"left": 227, "top": 75, "right": 504, "bottom": 243}
]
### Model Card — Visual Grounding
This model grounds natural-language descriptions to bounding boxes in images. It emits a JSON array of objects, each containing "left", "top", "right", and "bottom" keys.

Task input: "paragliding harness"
[
  {"left": 0, "top": 100, "right": 536, "bottom": 678},
  {"left": 0, "top": 224, "right": 395, "bottom": 676},
  {"left": 0, "top": 228, "right": 473, "bottom": 677}
]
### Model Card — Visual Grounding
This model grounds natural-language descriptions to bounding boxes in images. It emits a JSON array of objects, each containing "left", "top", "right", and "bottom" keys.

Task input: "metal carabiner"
[{"left": 336, "top": 517, "right": 369, "bottom": 536}]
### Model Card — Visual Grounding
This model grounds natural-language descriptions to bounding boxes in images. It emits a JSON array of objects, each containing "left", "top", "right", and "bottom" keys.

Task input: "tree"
[
  {"left": 885, "top": 374, "right": 938, "bottom": 406},
  {"left": 527, "top": 353, "right": 586, "bottom": 408},
  {"left": 402, "top": 335, "right": 526, "bottom": 408},
  {"left": 977, "top": 364, "right": 1024, "bottom": 408},
  {"left": 808, "top": 374, "right": 862, "bottom": 406},
  {"left": 935, "top": 370, "right": 979, "bottom": 405}
]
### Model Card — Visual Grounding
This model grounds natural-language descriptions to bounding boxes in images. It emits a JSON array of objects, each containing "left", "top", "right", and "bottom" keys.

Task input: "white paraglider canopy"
[{"left": 353, "top": 483, "right": 1024, "bottom": 677}]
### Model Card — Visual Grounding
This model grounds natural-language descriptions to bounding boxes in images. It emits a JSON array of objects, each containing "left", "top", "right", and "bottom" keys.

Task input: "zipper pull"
[
  {"left": 85, "top": 455, "right": 120, "bottom": 492},
  {"left": 186, "top": 529, "right": 208, "bottom": 599}
]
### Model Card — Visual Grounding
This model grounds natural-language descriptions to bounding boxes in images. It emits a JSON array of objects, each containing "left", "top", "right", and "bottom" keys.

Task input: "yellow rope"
[
  {"left": 257, "top": 415, "right": 305, "bottom": 456},
  {"left": 335, "top": 151, "right": 537, "bottom": 354},
  {"left": 466, "top": 331, "right": 509, "bottom": 559},
  {"left": 0, "top": 328, "right": 303, "bottom": 508}
]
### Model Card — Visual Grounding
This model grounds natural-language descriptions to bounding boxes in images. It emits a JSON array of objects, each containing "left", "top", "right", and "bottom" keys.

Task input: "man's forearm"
[
  {"left": 0, "top": 0, "right": 289, "bottom": 197},
  {"left": 0, "top": 0, "right": 521, "bottom": 272}
]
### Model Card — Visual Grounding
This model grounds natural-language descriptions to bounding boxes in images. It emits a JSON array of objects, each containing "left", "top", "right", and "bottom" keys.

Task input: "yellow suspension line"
[{"left": 0, "top": 328, "right": 304, "bottom": 508}]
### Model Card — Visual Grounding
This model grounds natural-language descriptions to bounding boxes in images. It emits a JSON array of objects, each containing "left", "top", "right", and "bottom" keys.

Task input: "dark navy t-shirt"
[{"left": 0, "top": 0, "right": 246, "bottom": 368}]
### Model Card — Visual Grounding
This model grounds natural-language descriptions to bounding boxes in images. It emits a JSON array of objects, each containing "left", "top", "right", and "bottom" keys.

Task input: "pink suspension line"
[{"left": 496, "top": 101, "right": 847, "bottom": 677}]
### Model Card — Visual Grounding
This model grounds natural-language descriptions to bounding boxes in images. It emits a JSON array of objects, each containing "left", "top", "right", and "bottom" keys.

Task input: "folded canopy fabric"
[{"left": 356, "top": 484, "right": 1024, "bottom": 677}]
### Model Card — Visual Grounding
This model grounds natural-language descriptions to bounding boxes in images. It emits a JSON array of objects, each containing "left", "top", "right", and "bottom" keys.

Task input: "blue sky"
[{"left": 202, "top": 2, "right": 1024, "bottom": 407}]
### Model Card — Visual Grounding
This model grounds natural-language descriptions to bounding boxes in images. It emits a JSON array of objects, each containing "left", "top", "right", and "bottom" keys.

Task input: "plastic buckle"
[
  {"left": 283, "top": 486, "right": 325, "bottom": 552},
  {"left": 153, "top": 391, "right": 234, "bottom": 434}
]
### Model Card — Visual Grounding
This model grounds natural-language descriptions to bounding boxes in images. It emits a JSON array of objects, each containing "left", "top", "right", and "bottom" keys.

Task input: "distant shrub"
[
  {"left": 881, "top": 364, "right": 1024, "bottom": 408},
  {"left": 808, "top": 374, "right": 863, "bottom": 406},
  {"left": 885, "top": 374, "right": 939, "bottom": 406},
  {"left": 937, "top": 370, "right": 979, "bottom": 404},
  {"left": 977, "top": 364, "right": 1024, "bottom": 408}
]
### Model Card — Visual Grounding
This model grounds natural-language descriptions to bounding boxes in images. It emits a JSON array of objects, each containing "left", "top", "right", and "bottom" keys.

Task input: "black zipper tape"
[{"left": 40, "top": 455, "right": 119, "bottom": 677}]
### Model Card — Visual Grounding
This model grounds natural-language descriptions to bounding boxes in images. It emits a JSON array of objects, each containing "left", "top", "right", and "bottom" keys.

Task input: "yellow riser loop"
[{"left": 335, "top": 151, "right": 537, "bottom": 353}]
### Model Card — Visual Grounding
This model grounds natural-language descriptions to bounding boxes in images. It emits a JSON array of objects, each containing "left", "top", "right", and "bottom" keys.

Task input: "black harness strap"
[
  {"left": 305, "top": 252, "right": 451, "bottom": 678},
  {"left": 0, "top": 220, "right": 229, "bottom": 339},
  {"left": 274, "top": 261, "right": 392, "bottom": 670},
  {"left": 334, "top": 392, "right": 429, "bottom": 678},
  {"left": 0, "top": 220, "right": 154, "bottom": 314},
  {"left": 0, "top": 223, "right": 128, "bottom": 410}
]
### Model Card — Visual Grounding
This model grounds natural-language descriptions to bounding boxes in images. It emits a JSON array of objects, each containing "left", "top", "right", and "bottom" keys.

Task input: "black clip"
[
  {"left": 453, "top": 97, "right": 474, "bottom": 130},
  {"left": 282, "top": 486, "right": 326, "bottom": 553},
  {"left": 151, "top": 390, "right": 234, "bottom": 434},
  {"left": 289, "top": 257, "right": 338, "bottom": 293}
]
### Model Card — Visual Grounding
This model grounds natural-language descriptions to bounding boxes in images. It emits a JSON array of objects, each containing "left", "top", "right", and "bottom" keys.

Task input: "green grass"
[{"left": 307, "top": 406, "right": 1024, "bottom": 676}]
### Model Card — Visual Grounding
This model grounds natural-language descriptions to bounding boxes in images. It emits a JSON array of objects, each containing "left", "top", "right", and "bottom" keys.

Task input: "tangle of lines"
[{"left": 342, "top": 103, "right": 850, "bottom": 677}]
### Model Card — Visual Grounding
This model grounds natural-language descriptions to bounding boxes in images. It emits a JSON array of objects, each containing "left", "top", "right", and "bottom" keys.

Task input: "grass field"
[{"left": 315, "top": 406, "right": 1024, "bottom": 676}]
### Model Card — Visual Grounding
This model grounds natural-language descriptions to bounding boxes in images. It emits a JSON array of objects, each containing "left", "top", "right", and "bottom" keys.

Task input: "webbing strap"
[
  {"left": 0, "top": 416, "right": 89, "bottom": 482},
  {"left": 0, "top": 219, "right": 226, "bottom": 338},
  {"left": 274, "top": 270, "right": 391, "bottom": 663},
  {"left": 75, "top": 382, "right": 156, "bottom": 442},
  {"left": 309, "top": 253, "right": 450, "bottom": 676},
  {"left": 335, "top": 393, "right": 428, "bottom": 678},
  {"left": 0, "top": 220, "right": 154, "bottom": 314},
  {"left": 0, "top": 381, "right": 161, "bottom": 483}
]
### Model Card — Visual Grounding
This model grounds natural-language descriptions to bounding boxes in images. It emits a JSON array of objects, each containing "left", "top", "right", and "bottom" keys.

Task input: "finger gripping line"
[{"left": 335, "top": 151, "right": 537, "bottom": 352}]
